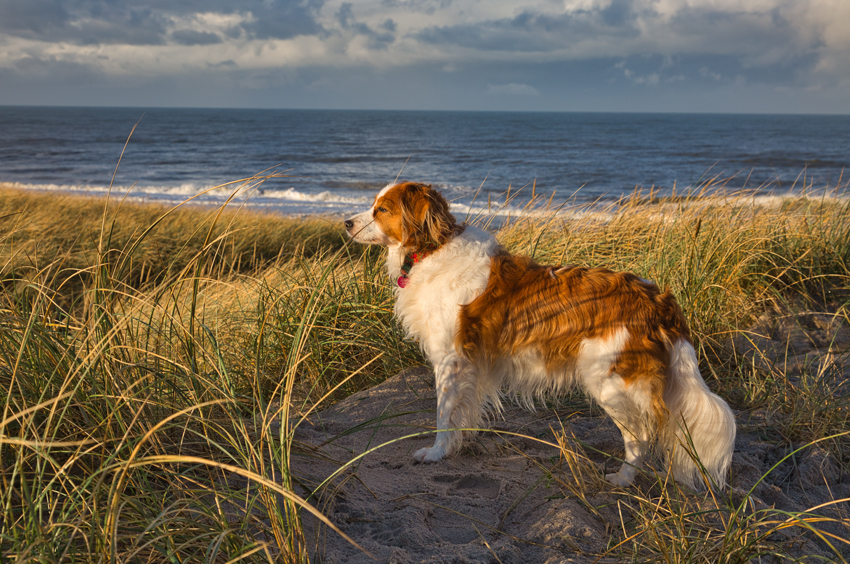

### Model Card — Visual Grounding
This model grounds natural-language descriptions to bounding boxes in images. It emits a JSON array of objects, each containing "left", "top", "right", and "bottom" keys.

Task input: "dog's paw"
[
  {"left": 413, "top": 446, "right": 445, "bottom": 463},
  {"left": 605, "top": 471, "right": 634, "bottom": 487}
]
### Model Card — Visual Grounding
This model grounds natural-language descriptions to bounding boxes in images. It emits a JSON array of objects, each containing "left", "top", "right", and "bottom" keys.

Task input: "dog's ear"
[{"left": 400, "top": 183, "right": 457, "bottom": 248}]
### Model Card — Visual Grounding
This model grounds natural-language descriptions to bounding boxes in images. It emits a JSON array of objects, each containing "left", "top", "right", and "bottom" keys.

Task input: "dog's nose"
[{"left": 344, "top": 219, "right": 354, "bottom": 230}]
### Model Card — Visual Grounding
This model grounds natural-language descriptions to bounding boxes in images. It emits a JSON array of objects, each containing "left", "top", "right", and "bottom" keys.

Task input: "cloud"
[
  {"left": 0, "top": 0, "right": 69, "bottom": 36},
  {"left": 336, "top": 3, "right": 396, "bottom": 49},
  {"left": 415, "top": 4, "right": 642, "bottom": 53},
  {"left": 699, "top": 67, "right": 723, "bottom": 81},
  {"left": 600, "top": 0, "right": 634, "bottom": 27},
  {"left": 0, "top": 1, "right": 170, "bottom": 45},
  {"left": 240, "top": 0, "right": 326, "bottom": 40},
  {"left": 171, "top": 29, "right": 222, "bottom": 46},
  {"left": 1, "top": 0, "right": 844, "bottom": 76},
  {"left": 0, "top": 0, "right": 326, "bottom": 45},
  {"left": 379, "top": 0, "right": 454, "bottom": 15},
  {"left": 486, "top": 82, "right": 539, "bottom": 96},
  {"left": 0, "top": 0, "right": 848, "bottom": 112},
  {"left": 207, "top": 59, "right": 238, "bottom": 69},
  {"left": 9, "top": 53, "right": 104, "bottom": 86}
]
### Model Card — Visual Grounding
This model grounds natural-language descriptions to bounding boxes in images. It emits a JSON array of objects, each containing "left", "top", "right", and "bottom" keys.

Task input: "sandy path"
[
  {"left": 293, "top": 367, "right": 621, "bottom": 563},
  {"left": 292, "top": 314, "right": 850, "bottom": 563}
]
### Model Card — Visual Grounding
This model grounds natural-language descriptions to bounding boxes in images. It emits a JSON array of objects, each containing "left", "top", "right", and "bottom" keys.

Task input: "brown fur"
[
  {"left": 456, "top": 254, "right": 692, "bottom": 428},
  {"left": 374, "top": 182, "right": 461, "bottom": 250}
]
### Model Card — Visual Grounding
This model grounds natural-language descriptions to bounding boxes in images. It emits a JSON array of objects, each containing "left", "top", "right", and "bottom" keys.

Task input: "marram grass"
[{"left": 1, "top": 181, "right": 849, "bottom": 562}]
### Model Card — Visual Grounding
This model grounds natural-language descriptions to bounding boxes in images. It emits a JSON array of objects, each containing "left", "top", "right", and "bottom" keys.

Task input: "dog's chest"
[{"left": 394, "top": 255, "right": 490, "bottom": 359}]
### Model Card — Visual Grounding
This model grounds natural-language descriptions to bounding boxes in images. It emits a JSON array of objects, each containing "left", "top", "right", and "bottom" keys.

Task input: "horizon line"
[{"left": 1, "top": 103, "right": 849, "bottom": 118}]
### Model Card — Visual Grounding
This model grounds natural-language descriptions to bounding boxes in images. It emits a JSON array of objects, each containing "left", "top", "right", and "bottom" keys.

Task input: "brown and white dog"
[{"left": 345, "top": 181, "right": 735, "bottom": 489}]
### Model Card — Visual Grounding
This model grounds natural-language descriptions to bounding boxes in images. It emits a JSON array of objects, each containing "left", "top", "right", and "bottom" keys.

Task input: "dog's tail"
[{"left": 658, "top": 338, "right": 736, "bottom": 490}]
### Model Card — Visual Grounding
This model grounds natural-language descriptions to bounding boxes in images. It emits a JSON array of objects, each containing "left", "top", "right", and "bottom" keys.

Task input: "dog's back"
[{"left": 455, "top": 253, "right": 735, "bottom": 488}]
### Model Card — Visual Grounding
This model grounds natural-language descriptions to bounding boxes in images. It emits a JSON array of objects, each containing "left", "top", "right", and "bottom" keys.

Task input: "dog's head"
[{"left": 345, "top": 182, "right": 459, "bottom": 249}]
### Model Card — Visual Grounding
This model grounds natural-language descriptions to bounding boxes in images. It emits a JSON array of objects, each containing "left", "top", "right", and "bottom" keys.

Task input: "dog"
[{"left": 345, "top": 181, "right": 735, "bottom": 489}]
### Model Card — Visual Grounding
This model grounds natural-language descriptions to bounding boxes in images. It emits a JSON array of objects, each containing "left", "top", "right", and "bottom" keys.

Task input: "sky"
[{"left": 1, "top": 0, "right": 848, "bottom": 113}]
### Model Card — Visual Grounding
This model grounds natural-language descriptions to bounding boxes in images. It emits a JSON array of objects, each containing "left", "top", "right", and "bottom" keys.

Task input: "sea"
[{"left": 1, "top": 106, "right": 848, "bottom": 217}]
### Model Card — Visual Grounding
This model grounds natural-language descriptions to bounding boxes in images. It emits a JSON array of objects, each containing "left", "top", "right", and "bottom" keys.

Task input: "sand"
[{"left": 291, "top": 313, "right": 850, "bottom": 563}]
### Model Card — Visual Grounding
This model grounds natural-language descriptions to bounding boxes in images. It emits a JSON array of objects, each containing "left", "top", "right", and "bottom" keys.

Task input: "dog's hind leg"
[
  {"left": 605, "top": 407, "right": 651, "bottom": 487},
  {"left": 592, "top": 376, "right": 653, "bottom": 487},
  {"left": 577, "top": 328, "right": 653, "bottom": 486},
  {"left": 413, "top": 354, "right": 480, "bottom": 463}
]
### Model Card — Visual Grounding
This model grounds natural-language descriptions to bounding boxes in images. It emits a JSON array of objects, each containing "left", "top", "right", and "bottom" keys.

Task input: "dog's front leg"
[{"left": 413, "top": 354, "right": 474, "bottom": 463}]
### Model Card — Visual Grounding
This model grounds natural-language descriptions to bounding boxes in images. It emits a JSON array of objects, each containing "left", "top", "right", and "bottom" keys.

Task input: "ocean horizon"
[{"left": 1, "top": 106, "right": 848, "bottom": 216}]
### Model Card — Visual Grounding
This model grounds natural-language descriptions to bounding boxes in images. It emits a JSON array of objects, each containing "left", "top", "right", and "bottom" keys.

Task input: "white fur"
[
  {"left": 659, "top": 339, "right": 737, "bottom": 489},
  {"left": 575, "top": 328, "right": 653, "bottom": 486},
  {"left": 391, "top": 225, "right": 496, "bottom": 361},
  {"left": 346, "top": 184, "right": 735, "bottom": 489}
]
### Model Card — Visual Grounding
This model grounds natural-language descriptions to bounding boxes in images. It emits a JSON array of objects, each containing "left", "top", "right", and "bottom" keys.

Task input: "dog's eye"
[{"left": 376, "top": 207, "right": 388, "bottom": 213}]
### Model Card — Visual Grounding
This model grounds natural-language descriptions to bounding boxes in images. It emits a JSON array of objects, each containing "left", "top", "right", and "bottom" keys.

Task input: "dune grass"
[
  {"left": 0, "top": 186, "right": 416, "bottom": 562},
  {"left": 1, "top": 180, "right": 849, "bottom": 562},
  {"left": 494, "top": 186, "right": 850, "bottom": 561}
]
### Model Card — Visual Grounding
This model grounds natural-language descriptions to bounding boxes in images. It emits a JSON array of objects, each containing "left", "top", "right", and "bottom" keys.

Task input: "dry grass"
[
  {"left": 0, "top": 184, "right": 415, "bottom": 562},
  {"left": 1, "top": 179, "right": 849, "bottom": 562},
  {"left": 493, "top": 185, "right": 850, "bottom": 562}
]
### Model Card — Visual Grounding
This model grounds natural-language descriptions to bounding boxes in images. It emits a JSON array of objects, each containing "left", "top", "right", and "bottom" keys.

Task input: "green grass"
[{"left": 1, "top": 179, "right": 849, "bottom": 562}]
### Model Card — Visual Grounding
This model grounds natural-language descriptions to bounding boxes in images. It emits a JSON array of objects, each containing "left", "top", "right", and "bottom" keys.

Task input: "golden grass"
[{"left": 1, "top": 181, "right": 849, "bottom": 562}]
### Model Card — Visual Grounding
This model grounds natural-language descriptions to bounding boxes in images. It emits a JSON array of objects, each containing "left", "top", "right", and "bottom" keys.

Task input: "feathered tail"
[{"left": 659, "top": 339, "right": 736, "bottom": 490}]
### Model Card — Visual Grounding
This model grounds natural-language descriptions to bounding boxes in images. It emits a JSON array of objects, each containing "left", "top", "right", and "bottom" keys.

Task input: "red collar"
[
  {"left": 396, "top": 226, "right": 464, "bottom": 288},
  {"left": 397, "top": 247, "right": 436, "bottom": 288}
]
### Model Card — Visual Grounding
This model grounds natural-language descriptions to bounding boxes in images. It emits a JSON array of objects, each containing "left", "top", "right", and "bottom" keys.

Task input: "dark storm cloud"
[
  {"left": 0, "top": 0, "right": 69, "bottom": 34},
  {"left": 664, "top": 4, "right": 814, "bottom": 65},
  {"left": 0, "top": 0, "right": 326, "bottom": 45},
  {"left": 600, "top": 0, "right": 634, "bottom": 27},
  {"left": 380, "top": 0, "right": 452, "bottom": 14},
  {"left": 171, "top": 29, "right": 222, "bottom": 46},
  {"left": 416, "top": 1, "right": 825, "bottom": 90},
  {"left": 0, "top": 1, "right": 168, "bottom": 44},
  {"left": 239, "top": 0, "right": 326, "bottom": 40},
  {"left": 416, "top": 6, "right": 640, "bottom": 52},
  {"left": 207, "top": 59, "right": 238, "bottom": 70},
  {"left": 336, "top": 2, "right": 395, "bottom": 49},
  {"left": 76, "top": 8, "right": 168, "bottom": 45}
]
